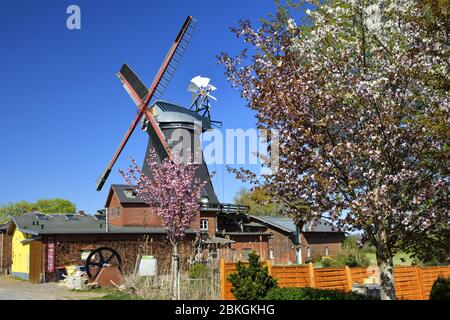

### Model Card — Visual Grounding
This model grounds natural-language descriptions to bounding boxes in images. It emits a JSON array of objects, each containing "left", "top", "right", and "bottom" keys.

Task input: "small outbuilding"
[{"left": 7, "top": 212, "right": 198, "bottom": 282}]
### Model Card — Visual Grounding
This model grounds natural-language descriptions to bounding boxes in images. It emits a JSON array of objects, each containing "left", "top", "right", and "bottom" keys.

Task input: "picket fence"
[{"left": 219, "top": 259, "right": 450, "bottom": 300}]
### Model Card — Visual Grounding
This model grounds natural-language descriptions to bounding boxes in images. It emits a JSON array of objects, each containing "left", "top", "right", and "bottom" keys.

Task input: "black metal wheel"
[{"left": 84, "top": 247, "right": 123, "bottom": 280}]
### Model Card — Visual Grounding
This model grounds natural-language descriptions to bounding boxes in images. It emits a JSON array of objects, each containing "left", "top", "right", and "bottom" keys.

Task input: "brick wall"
[
  {"left": 107, "top": 192, "right": 201, "bottom": 229},
  {"left": 267, "top": 227, "right": 297, "bottom": 264},
  {"left": 199, "top": 212, "right": 217, "bottom": 238},
  {"left": 108, "top": 193, "right": 124, "bottom": 226},
  {"left": 228, "top": 234, "right": 270, "bottom": 261},
  {"left": 41, "top": 233, "right": 196, "bottom": 282},
  {"left": 301, "top": 232, "right": 345, "bottom": 261},
  {"left": 122, "top": 205, "right": 163, "bottom": 227}
]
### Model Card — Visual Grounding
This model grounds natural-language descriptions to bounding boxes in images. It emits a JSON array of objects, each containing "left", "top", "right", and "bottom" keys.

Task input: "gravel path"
[{"left": 0, "top": 276, "right": 107, "bottom": 300}]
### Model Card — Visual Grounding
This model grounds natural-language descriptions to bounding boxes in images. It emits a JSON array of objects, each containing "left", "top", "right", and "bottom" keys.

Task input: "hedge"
[{"left": 264, "top": 287, "right": 374, "bottom": 300}]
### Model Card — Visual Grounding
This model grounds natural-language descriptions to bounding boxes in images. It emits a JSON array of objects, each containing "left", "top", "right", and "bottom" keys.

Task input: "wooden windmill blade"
[
  {"left": 148, "top": 16, "right": 196, "bottom": 102},
  {"left": 96, "top": 16, "right": 196, "bottom": 191}
]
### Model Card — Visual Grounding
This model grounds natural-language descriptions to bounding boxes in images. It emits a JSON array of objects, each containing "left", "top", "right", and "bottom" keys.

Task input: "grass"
[
  {"left": 313, "top": 251, "right": 414, "bottom": 268},
  {"left": 70, "top": 286, "right": 113, "bottom": 293},
  {"left": 93, "top": 290, "right": 144, "bottom": 300},
  {"left": 11, "top": 276, "right": 27, "bottom": 282},
  {"left": 366, "top": 252, "right": 413, "bottom": 266},
  {"left": 67, "top": 286, "right": 142, "bottom": 300}
]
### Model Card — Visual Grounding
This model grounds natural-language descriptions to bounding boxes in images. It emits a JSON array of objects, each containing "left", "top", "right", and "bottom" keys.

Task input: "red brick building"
[{"left": 104, "top": 185, "right": 270, "bottom": 265}]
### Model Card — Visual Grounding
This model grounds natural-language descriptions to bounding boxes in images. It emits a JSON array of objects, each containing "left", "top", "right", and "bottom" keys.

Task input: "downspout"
[
  {"left": 296, "top": 223, "right": 304, "bottom": 264},
  {"left": 0, "top": 233, "right": 3, "bottom": 273},
  {"left": 105, "top": 208, "right": 110, "bottom": 232}
]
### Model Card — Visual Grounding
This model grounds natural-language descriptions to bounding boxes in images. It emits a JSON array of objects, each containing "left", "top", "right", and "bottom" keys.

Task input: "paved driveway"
[{"left": 0, "top": 276, "right": 106, "bottom": 300}]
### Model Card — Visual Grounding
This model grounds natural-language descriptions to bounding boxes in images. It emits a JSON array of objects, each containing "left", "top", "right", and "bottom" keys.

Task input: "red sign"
[{"left": 47, "top": 238, "right": 55, "bottom": 272}]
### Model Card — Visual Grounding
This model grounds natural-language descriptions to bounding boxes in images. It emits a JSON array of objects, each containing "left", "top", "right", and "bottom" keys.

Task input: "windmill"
[{"left": 96, "top": 16, "right": 219, "bottom": 204}]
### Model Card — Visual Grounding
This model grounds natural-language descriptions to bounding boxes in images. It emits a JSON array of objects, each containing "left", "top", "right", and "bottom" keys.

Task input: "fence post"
[
  {"left": 308, "top": 262, "right": 316, "bottom": 288},
  {"left": 345, "top": 266, "right": 353, "bottom": 291},
  {"left": 220, "top": 259, "right": 226, "bottom": 300},
  {"left": 415, "top": 266, "right": 425, "bottom": 300},
  {"left": 267, "top": 259, "right": 272, "bottom": 276}
]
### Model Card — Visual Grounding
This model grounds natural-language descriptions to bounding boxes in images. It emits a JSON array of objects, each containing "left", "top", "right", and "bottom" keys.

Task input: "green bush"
[
  {"left": 189, "top": 263, "right": 209, "bottom": 279},
  {"left": 228, "top": 251, "right": 278, "bottom": 300},
  {"left": 264, "top": 287, "right": 373, "bottom": 300},
  {"left": 321, "top": 257, "right": 334, "bottom": 267},
  {"left": 321, "top": 237, "right": 370, "bottom": 267},
  {"left": 429, "top": 277, "right": 450, "bottom": 300}
]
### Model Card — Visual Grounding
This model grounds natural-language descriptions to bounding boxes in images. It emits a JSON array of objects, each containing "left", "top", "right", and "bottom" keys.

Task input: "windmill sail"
[
  {"left": 96, "top": 16, "right": 196, "bottom": 191},
  {"left": 152, "top": 17, "right": 197, "bottom": 100},
  {"left": 118, "top": 64, "right": 149, "bottom": 105}
]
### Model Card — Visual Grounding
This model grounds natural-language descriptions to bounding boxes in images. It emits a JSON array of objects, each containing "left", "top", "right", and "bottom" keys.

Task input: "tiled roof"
[
  {"left": 11, "top": 212, "right": 199, "bottom": 236},
  {"left": 0, "top": 222, "right": 9, "bottom": 232},
  {"left": 250, "top": 215, "right": 341, "bottom": 233},
  {"left": 108, "top": 184, "right": 147, "bottom": 205}
]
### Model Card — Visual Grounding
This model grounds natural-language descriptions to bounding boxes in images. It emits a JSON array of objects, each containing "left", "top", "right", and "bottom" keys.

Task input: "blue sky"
[{"left": 0, "top": 0, "right": 281, "bottom": 214}]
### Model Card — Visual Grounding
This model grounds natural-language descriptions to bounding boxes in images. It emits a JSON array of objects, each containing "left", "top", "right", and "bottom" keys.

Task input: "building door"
[
  {"left": 295, "top": 247, "right": 302, "bottom": 264},
  {"left": 29, "top": 240, "right": 43, "bottom": 283}
]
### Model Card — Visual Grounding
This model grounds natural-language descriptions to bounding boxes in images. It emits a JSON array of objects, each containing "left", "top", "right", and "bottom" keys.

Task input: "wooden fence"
[{"left": 220, "top": 259, "right": 450, "bottom": 300}]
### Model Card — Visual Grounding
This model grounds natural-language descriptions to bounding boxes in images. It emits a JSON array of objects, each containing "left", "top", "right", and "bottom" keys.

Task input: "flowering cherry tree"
[
  {"left": 220, "top": 0, "right": 449, "bottom": 299},
  {"left": 119, "top": 148, "right": 207, "bottom": 300}
]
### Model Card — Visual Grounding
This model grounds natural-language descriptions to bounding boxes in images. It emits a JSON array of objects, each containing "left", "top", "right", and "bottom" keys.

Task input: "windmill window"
[
  {"left": 200, "top": 219, "right": 208, "bottom": 231},
  {"left": 117, "top": 207, "right": 121, "bottom": 218},
  {"left": 307, "top": 246, "right": 311, "bottom": 258},
  {"left": 324, "top": 246, "right": 329, "bottom": 256},
  {"left": 110, "top": 208, "right": 114, "bottom": 218}
]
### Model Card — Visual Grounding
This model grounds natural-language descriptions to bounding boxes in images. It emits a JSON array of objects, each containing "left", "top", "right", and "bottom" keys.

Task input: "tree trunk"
[
  {"left": 376, "top": 230, "right": 396, "bottom": 300},
  {"left": 171, "top": 243, "right": 180, "bottom": 300}
]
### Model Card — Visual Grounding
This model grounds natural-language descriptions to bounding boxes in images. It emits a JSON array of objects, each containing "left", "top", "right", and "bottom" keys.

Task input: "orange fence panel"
[{"left": 220, "top": 259, "right": 450, "bottom": 300}]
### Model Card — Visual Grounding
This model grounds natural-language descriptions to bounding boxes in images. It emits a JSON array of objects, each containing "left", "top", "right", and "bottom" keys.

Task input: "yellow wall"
[{"left": 11, "top": 229, "right": 30, "bottom": 275}]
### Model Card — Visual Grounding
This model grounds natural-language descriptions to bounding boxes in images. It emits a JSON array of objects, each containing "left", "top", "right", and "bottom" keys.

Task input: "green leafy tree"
[
  {"left": 228, "top": 251, "right": 278, "bottom": 300},
  {"left": 34, "top": 198, "right": 76, "bottom": 214},
  {"left": 234, "top": 188, "right": 283, "bottom": 216},
  {"left": 0, "top": 201, "right": 33, "bottom": 223},
  {"left": 407, "top": 222, "right": 450, "bottom": 266},
  {"left": 0, "top": 198, "right": 76, "bottom": 223}
]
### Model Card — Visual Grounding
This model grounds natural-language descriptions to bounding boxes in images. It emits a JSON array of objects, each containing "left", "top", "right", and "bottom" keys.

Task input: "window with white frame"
[
  {"left": 110, "top": 208, "right": 115, "bottom": 218},
  {"left": 117, "top": 207, "right": 121, "bottom": 217},
  {"left": 200, "top": 219, "right": 208, "bottom": 231},
  {"left": 307, "top": 246, "right": 311, "bottom": 258},
  {"left": 324, "top": 246, "right": 329, "bottom": 256}
]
